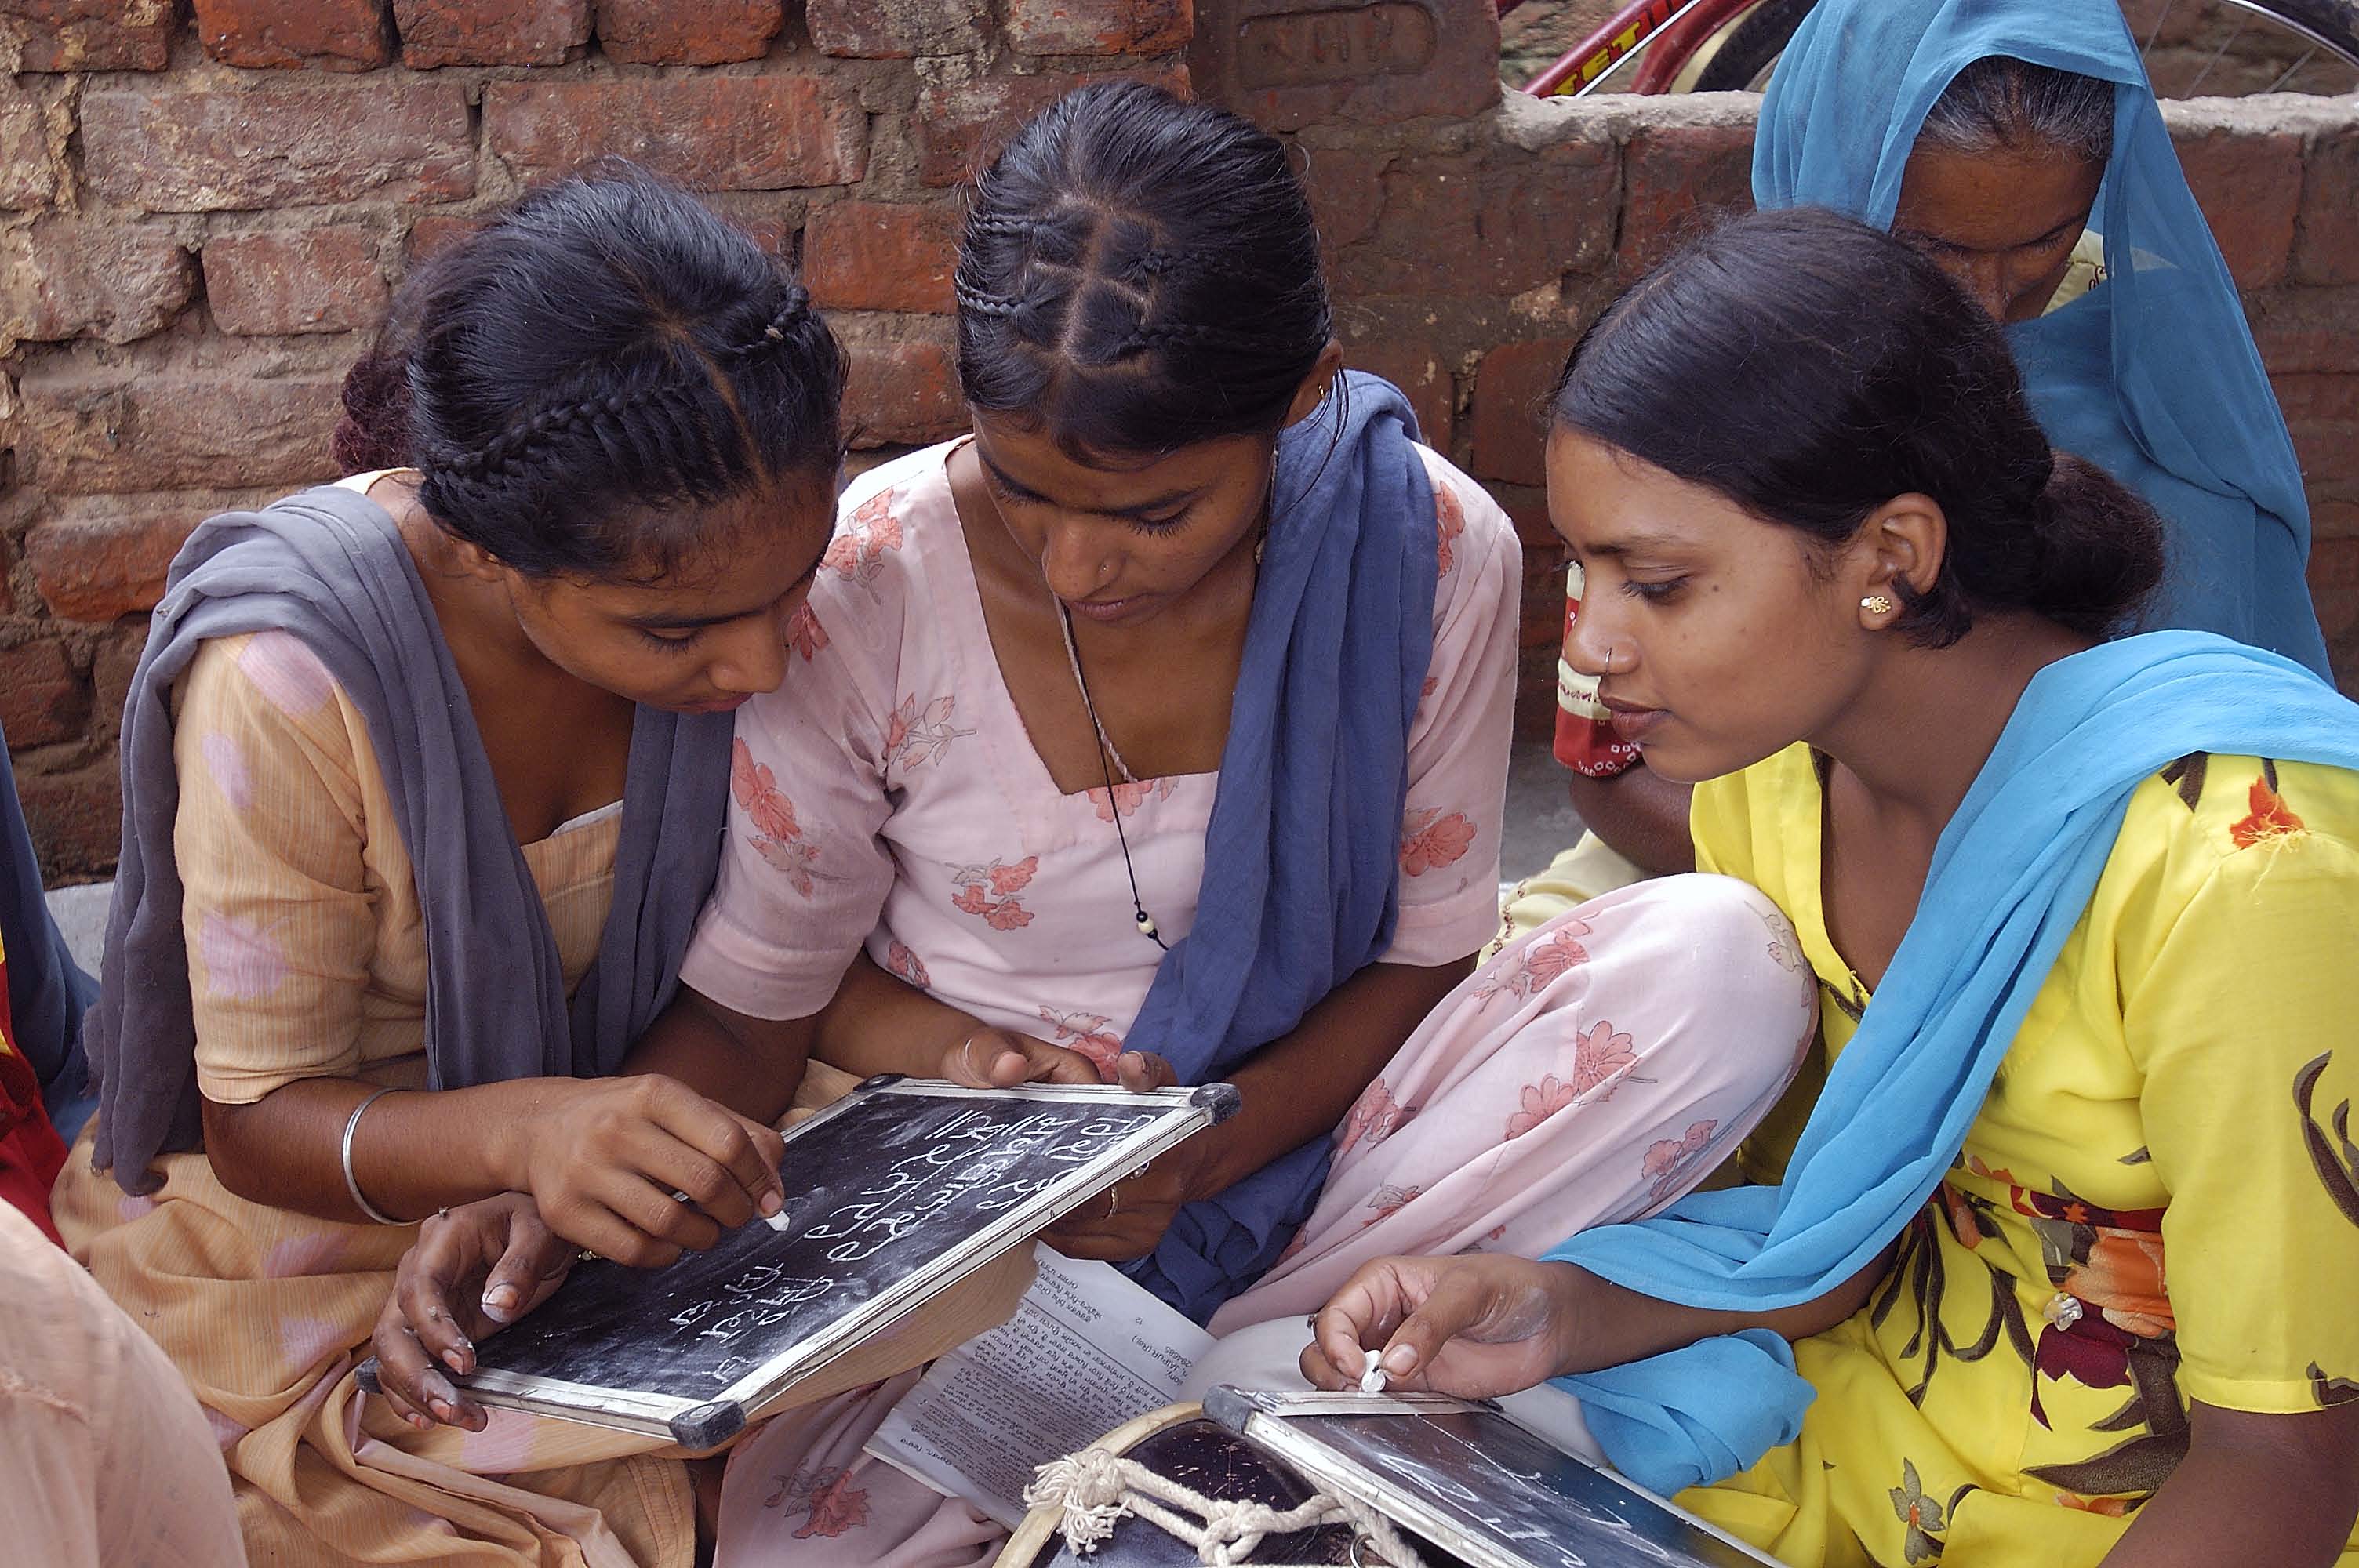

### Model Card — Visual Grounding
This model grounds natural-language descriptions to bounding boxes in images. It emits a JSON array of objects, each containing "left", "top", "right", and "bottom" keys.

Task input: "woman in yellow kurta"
[{"left": 1300, "top": 206, "right": 2359, "bottom": 1568}]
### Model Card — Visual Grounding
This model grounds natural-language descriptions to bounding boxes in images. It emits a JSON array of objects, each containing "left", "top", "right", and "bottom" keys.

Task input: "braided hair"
[
  {"left": 335, "top": 162, "right": 845, "bottom": 580},
  {"left": 954, "top": 81, "right": 1333, "bottom": 457}
]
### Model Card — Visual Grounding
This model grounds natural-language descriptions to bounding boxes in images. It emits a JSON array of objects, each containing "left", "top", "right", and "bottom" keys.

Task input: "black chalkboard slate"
[
  {"left": 423, "top": 1078, "right": 1237, "bottom": 1450},
  {"left": 1205, "top": 1388, "right": 1776, "bottom": 1568}
]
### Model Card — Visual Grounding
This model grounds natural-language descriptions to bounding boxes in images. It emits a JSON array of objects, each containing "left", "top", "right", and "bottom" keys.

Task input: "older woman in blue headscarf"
[{"left": 1525, "top": 0, "right": 2338, "bottom": 909}]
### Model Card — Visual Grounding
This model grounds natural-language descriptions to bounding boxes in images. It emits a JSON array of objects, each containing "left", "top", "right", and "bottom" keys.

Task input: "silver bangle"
[{"left": 340, "top": 1087, "right": 405, "bottom": 1225}]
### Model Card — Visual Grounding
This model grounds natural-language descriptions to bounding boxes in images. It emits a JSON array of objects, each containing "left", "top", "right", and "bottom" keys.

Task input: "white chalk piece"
[{"left": 1360, "top": 1348, "right": 1388, "bottom": 1395}]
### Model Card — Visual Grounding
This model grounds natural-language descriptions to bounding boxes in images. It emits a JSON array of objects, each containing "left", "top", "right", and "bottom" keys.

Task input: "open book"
[{"left": 866, "top": 1246, "right": 1216, "bottom": 1528}]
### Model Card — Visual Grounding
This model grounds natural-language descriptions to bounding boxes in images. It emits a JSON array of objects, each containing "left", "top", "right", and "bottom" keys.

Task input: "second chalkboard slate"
[{"left": 434, "top": 1076, "right": 1239, "bottom": 1450}]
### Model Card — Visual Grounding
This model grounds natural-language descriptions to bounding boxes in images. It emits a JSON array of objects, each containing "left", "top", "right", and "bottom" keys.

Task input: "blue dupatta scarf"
[
  {"left": 1753, "top": 0, "right": 2330, "bottom": 676},
  {"left": 1121, "top": 372, "right": 1439, "bottom": 1323},
  {"left": 1547, "top": 632, "right": 2359, "bottom": 1492}
]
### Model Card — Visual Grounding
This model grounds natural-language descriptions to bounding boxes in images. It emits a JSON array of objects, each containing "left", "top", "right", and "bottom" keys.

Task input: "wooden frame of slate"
[
  {"left": 1201, "top": 1387, "right": 1779, "bottom": 1568},
  {"left": 416, "top": 1076, "right": 1241, "bottom": 1452}
]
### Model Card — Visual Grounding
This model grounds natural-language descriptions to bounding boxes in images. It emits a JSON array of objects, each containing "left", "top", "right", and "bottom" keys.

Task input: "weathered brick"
[
  {"left": 2276, "top": 372, "right": 2359, "bottom": 487},
  {"left": 1341, "top": 341, "right": 1453, "bottom": 450},
  {"left": 2295, "top": 122, "right": 2359, "bottom": 288},
  {"left": 0, "top": 639, "right": 85, "bottom": 749},
  {"left": 1468, "top": 337, "right": 1572, "bottom": 488},
  {"left": 25, "top": 492, "right": 278, "bottom": 622},
  {"left": 392, "top": 0, "right": 588, "bottom": 66},
  {"left": 2310, "top": 535, "right": 2359, "bottom": 660},
  {"left": 597, "top": 0, "right": 783, "bottom": 64},
  {"left": 0, "top": 220, "right": 194, "bottom": 354},
  {"left": 1190, "top": 0, "right": 1498, "bottom": 133},
  {"left": 1301, "top": 147, "right": 1384, "bottom": 250},
  {"left": 405, "top": 212, "right": 485, "bottom": 263},
  {"left": 1336, "top": 136, "right": 1617, "bottom": 297},
  {"left": 805, "top": 201, "right": 961, "bottom": 315},
  {"left": 1006, "top": 0, "right": 1190, "bottom": 56},
  {"left": 2171, "top": 124, "right": 2303, "bottom": 290},
  {"left": 486, "top": 77, "right": 867, "bottom": 190},
  {"left": 2, "top": 0, "right": 173, "bottom": 71},
  {"left": 17, "top": 368, "right": 344, "bottom": 495},
  {"left": 83, "top": 84, "right": 475, "bottom": 212},
  {"left": 15, "top": 759, "right": 122, "bottom": 881},
  {"left": 808, "top": 0, "right": 987, "bottom": 58},
  {"left": 916, "top": 64, "right": 1189, "bottom": 187},
  {"left": 205, "top": 227, "right": 388, "bottom": 336},
  {"left": 2248, "top": 285, "right": 2359, "bottom": 376},
  {"left": 191, "top": 0, "right": 392, "bottom": 71},
  {"left": 843, "top": 329, "right": 963, "bottom": 448},
  {"left": 1619, "top": 111, "right": 1756, "bottom": 275},
  {"left": 89, "top": 618, "right": 147, "bottom": 739},
  {"left": 0, "top": 89, "right": 64, "bottom": 210}
]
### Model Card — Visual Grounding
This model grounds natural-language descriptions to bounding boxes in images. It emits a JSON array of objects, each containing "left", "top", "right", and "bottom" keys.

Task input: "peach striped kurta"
[{"left": 53, "top": 504, "right": 697, "bottom": 1568}]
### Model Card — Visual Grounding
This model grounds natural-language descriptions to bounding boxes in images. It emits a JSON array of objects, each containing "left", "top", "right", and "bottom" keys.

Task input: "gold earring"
[{"left": 1861, "top": 593, "right": 1895, "bottom": 617}]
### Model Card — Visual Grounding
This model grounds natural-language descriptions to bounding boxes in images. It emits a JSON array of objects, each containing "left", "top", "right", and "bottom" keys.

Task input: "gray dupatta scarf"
[{"left": 89, "top": 484, "right": 734, "bottom": 1193}]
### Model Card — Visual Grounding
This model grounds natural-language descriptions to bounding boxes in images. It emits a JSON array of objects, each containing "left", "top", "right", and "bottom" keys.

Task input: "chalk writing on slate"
[
  {"left": 1208, "top": 1389, "right": 1775, "bottom": 1568},
  {"left": 428, "top": 1079, "right": 1234, "bottom": 1449}
]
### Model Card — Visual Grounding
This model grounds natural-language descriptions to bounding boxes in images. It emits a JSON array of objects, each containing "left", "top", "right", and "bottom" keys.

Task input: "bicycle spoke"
[
  {"left": 2140, "top": 0, "right": 2180, "bottom": 56},
  {"left": 2263, "top": 43, "right": 2321, "bottom": 90},
  {"left": 2186, "top": 11, "right": 2249, "bottom": 95}
]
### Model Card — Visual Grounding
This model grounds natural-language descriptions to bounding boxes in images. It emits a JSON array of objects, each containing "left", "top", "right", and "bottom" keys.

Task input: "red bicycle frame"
[{"left": 1516, "top": 0, "right": 1759, "bottom": 97}]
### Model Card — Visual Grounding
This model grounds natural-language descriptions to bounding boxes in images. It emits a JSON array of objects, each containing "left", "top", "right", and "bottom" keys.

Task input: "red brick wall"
[{"left": 2, "top": 0, "right": 2354, "bottom": 878}]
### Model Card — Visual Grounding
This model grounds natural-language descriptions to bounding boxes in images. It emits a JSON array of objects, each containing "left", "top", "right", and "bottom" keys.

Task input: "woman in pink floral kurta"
[{"left": 683, "top": 441, "right": 1819, "bottom": 1566}]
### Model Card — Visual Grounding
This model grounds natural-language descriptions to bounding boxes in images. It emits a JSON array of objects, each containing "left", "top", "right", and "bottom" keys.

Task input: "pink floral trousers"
[{"left": 715, "top": 873, "right": 1818, "bottom": 1567}]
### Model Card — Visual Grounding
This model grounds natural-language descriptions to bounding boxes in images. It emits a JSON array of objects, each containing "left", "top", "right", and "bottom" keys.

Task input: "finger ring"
[
  {"left": 1305, "top": 1312, "right": 1319, "bottom": 1334},
  {"left": 435, "top": 1207, "right": 449, "bottom": 1221},
  {"left": 576, "top": 1247, "right": 600, "bottom": 1264},
  {"left": 1104, "top": 1185, "right": 1121, "bottom": 1221}
]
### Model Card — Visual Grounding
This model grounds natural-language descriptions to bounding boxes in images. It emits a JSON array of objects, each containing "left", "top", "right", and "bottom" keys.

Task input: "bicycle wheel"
[{"left": 1689, "top": 0, "right": 2359, "bottom": 94}]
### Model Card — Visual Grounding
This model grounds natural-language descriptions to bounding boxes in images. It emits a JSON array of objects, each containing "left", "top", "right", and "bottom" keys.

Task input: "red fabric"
[
  {"left": 1553, "top": 579, "right": 1641, "bottom": 779},
  {"left": 0, "top": 945, "right": 67, "bottom": 1246}
]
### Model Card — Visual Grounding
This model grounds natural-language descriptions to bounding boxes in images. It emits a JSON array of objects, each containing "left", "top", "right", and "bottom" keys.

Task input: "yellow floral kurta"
[{"left": 1680, "top": 745, "right": 2359, "bottom": 1567}]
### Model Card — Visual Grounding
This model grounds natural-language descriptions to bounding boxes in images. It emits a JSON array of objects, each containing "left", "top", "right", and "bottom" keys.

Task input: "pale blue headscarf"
[
  {"left": 1547, "top": 632, "right": 2359, "bottom": 1492},
  {"left": 1754, "top": 0, "right": 2330, "bottom": 676}
]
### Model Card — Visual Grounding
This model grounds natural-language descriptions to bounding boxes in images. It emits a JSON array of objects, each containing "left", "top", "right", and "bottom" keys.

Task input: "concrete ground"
[{"left": 41, "top": 741, "right": 1582, "bottom": 958}]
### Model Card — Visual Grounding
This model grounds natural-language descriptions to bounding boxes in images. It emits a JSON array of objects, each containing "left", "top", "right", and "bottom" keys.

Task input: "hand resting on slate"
[{"left": 359, "top": 1076, "right": 1237, "bottom": 1450}]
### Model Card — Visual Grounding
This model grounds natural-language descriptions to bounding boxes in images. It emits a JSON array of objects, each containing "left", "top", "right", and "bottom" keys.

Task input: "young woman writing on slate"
[
  {"left": 1302, "top": 209, "right": 2359, "bottom": 1568},
  {"left": 53, "top": 166, "right": 848, "bottom": 1567},
  {"left": 380, "top": 81, "right": 1821, "bottom": 1566}
]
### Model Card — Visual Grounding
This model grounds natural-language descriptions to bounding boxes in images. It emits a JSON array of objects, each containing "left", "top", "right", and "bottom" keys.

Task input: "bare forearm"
[
  {"left": 1565, "top": 766, "right": 1696, "bottom": 876},
  {"left": 1547, "top": 1249, "right": 1889, "bottom": 1374},
  {"left": 202, "top": 1077, "right": 561, "bottom": 1225},
  {"left": 622, "top": 987, "right": 814, "bottom": 1123},
  {"left": 1190, "top": 957, "right": 1470, "bottom": 1200},
  {"left": 2099, "top": 1403, "right": 2359, "bottom": 1568},
  {"left": 809, "top": 951, "right": 983, "bottom": 1078}
]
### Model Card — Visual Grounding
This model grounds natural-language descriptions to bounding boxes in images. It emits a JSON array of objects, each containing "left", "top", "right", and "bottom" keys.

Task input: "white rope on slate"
[{"left": 1023, "top": 1445, "right": 1427, "bottom": 1568}]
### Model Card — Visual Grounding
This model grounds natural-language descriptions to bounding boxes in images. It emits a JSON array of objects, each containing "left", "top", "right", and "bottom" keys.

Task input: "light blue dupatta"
[
  {"left": 1548, "top": 632, "right": 2359, "bottom": 1492},
  {"left": 1753, "top": 0, "right": 2330, "bottom": 676}
]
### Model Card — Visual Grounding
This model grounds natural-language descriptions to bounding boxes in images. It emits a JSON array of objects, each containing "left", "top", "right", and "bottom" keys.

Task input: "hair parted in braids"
[
  {"left": 329, "top": 160, "right": 845, "bottom": 581},
  {"left": 954, "top": 80, "right": 1334, "bottom": 459}
]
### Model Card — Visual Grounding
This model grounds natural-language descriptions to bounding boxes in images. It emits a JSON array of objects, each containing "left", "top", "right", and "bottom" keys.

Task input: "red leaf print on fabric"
[
  {"left": 1568, "top": 1020, "right": 1641, "bottom": 1098},
  {"left": 754, "top": 837, "right": 820, "bottom": 896},
  {"left": 823, "top": 488, "right": 904, "bottom": 584},
  {"left": 1641, "top": 1119, "right": 1721, "bottom": 1202},
  {"left": 1399, "top": 808, "right": 1476, "bottom": 877},
  {"left": 885, "top": 940, "right": 930, "bottom": 989},
  {"left": 1038, "top": 1007, "right": 1123, "bottom": 1079},
  {"left": 885, "top": 693, "right": 974, "bottom": 772},
  {"left": 787, "top": 603, "right": 828, "bottom": 662},
  {"left": 1472, "top": 916, "right": 1592, "bottom": 1009},
  {"left": 730, "top": 738, "right": 801, "bottom": 843},
  {"left": 766, "top": 1465, "right": 872, "bottom": 1539},
  {"left": 1434, "top": 483, "right": 1466, "bottom": 578},
  {"left": 2230, "top": 774, "right": 2306, "bottom": 848},
  {"left": 1336, "top": 1079, "right": 1416, "bottom": 1158},
  {"left": 1506, "top": 1076, "right": 1578, "bottom": 1140},
  {"left": 1089, "top": 777, "right": 1177, "bottom": 822},
  {"left": 947, "top": 858, "right": 1036, "bottom": 931}
]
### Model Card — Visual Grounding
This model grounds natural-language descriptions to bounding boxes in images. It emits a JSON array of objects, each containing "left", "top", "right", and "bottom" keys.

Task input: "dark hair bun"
[
  {"left": 1554, "top": 208, "right": 2166, "bottom": 645},
  {"left": 2022, "top": 452, "right": 2165, "bottom": 637},
  {"left": 330, "top": 345, "right": 413, "bottom": 474}
]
